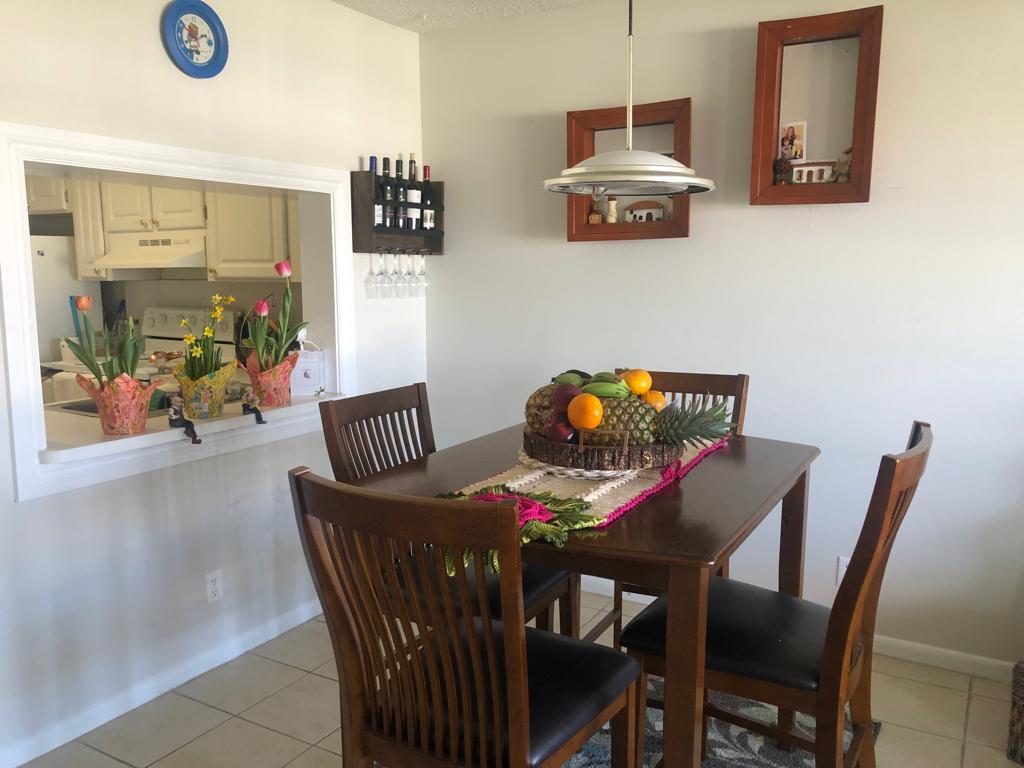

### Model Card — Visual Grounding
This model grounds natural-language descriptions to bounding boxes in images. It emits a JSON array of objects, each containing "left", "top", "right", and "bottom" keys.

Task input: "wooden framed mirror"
[
  {"left": 749, "top": 6, "right": 883, "bottom": 205},
  {"left": 565, "top": 98, "right": 691, "bottom": 241}
]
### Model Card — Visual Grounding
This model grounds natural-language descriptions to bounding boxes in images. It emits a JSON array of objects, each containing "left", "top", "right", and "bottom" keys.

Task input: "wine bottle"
[
  {"left": 421, "top": 165, "right": 436, "bottom": 231},
  {"left": 381, "top": 157, "right": 395, "bottom": 229},
  {"left": 369, "top": 156, "right": 383, "bottom": 227},
  {"left": 407, "top": 153, "right": 422, "bottom": 230},
  {"left": 395, "top": 158, "right": 408, "bottom": 230}
]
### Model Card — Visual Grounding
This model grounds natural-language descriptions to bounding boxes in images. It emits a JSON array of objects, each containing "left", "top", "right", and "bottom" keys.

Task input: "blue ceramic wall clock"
[{"left": 161, "top": 0, "right": 229, "bottom": 78}]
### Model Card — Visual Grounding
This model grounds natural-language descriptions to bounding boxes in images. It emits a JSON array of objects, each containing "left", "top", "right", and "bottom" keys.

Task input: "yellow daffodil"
[
  {"left": 203, "top": 326, "right": 215, "bottom": 338},
  {"left": 226, "top": 295, "right": 236, "bottom": 304},
  {"left": 211, "top": 306, "right": 224, "bottom": 320},
  {"left": 183, "top": 333, "right": 196, "bottom": 345},
  {"left": 180, "top": 318, "right": 190, "bottom": 328},
  {"left": 190, "top": 346, "right": 203, "bottom": 358},
  {"left": 211, "top": 293, "right": 223, "bottom": 304}
]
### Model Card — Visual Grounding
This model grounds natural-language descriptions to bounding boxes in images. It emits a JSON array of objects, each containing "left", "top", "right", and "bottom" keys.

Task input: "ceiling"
[{"left": 331, "top": 0, "right": 598, "bottom": 33}]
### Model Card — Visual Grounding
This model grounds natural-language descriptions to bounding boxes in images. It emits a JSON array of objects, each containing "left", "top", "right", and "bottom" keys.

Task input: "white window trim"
[{"left": 0, "top": 122, "right": 357, "bottom": 501}]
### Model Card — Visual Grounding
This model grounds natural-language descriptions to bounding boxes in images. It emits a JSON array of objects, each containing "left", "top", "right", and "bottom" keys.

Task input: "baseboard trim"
[
  {"left": 581, "top": 576, "right": 1015, "bottom": 683},
  {"left": 0, "top": 599, "right": 322, "bottom": 768}
]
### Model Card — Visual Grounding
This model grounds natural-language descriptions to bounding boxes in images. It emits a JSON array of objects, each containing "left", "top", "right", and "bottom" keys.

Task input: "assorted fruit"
[{"left": 526, "top": 368, "right": 733, "bottom": 449}]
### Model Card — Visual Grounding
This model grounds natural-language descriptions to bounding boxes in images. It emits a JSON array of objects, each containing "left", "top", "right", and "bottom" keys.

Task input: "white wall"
[
  {"left": 420, "top": 0, "right": 1024, "bottom": 666},
  {"left": 0, "top": 1, "right": 423, "bottom": 765}
]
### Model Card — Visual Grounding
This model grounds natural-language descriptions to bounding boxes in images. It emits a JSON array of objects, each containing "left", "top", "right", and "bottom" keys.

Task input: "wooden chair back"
[
  {"left": 289, "top": 468, "right": 530, "bottom": 767},
  {"left": 821, "top": 421, "right": 932, "bottom": 698},
  {"left": 617, "top": 371, "right": 750, "bottom": 434},
  {"left": 319, "top": 383, "right": 436, "bottom": 482}
]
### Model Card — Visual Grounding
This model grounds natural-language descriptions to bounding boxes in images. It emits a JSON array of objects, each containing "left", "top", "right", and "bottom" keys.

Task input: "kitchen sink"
[{"left": 47, "top": 390, "right": 171, "bottom": 418}]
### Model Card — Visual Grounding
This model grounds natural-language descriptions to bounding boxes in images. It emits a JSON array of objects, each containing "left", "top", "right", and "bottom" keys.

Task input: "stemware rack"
[{"left": 351, "top": 170, "right": 445, "bottom": 255}]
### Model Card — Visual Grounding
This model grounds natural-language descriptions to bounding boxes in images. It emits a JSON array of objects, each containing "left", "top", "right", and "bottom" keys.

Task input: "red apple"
[
  {"left": 544, "top": 415, "right": 576, "bottom": 443},
  {"left": 551, "top": 383, "right": 584, "bottom": 413}
]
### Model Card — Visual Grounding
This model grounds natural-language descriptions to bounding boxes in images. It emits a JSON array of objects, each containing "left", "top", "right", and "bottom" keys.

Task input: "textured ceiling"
[{"left": 331, "top": 0, "right": 599, "bottom": 33}]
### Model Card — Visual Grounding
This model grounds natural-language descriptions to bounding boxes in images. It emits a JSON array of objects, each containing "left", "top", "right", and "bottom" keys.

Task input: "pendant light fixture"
[{"left": 544, "top": 0, "right": 715, "bottom": 197}]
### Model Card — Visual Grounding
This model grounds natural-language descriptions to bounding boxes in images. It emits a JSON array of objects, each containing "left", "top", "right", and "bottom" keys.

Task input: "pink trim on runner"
[
  {"left": 593, "top": 436, "right": 731, "bottom": 529},
  {"left": 472, "top": 492, "right": 556, "bottom": 527}
]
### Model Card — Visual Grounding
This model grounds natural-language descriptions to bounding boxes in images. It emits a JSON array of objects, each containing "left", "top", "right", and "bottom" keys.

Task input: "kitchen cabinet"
[
  {"left": 206, "top": 189, "right": 299, "bottom": 280},
  {"left": 100, "top": 182, "right": 205, "bottom": 233},
  {"left": 68, "top": 179, "right": 108, "bottom": 280},
  {"left": 26, "top": 175, "right": 70, "bottom": 213}
]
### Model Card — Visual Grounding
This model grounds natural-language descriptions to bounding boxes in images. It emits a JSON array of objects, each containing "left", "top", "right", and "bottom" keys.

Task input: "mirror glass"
[
  {"left": 777, "top": 38, "right": 859, "bottom": 185},
  {"left": 592, "top": 122, "right": 675, "bottom": 223}
]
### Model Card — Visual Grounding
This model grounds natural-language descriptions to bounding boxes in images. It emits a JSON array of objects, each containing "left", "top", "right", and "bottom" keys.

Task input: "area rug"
[{"left": 565, "top": 679, "right": 880, "bottom": 768}]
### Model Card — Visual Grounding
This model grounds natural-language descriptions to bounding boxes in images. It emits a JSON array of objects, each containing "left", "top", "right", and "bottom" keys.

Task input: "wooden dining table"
[{"left": 353, "top": 424, "right": 820, "bottom": 768}]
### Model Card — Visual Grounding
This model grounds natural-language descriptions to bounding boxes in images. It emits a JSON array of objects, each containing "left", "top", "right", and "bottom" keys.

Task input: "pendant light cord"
[{"left": 626, "top": 0, "right": 634, "bottom": 151}]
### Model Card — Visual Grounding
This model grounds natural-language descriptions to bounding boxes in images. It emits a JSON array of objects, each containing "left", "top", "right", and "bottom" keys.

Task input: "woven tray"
[
  {"left": 522, "top": 429, "right": 686, "bottom": 471},
  {"left": 1011, "top": 662, "right": 1023, "bottom": 764}
]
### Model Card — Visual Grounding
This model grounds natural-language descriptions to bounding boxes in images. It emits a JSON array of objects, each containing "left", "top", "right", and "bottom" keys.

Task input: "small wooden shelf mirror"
[
  {"left": 750, "top": 6, "right": 883, "bottom": 205},
  {"left": 566, "top": 98, "right": 692, "bottom": 241}
]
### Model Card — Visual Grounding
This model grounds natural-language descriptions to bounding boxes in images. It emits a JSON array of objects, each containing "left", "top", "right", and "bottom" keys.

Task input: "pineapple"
[
  {"left": 655, "top": 398, "right": 733, "bottom": 448},
  {"left": 525, "top": 384, "right": 556, "bottom": 434},
  {"left": 589, "top": 397, "right": 658, "bottom": 445}
]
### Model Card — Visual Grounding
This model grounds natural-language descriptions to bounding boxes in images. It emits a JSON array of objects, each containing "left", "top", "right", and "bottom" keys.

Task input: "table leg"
[
  {"left": 661, "top": 565, "right": 709, "bottom": 768},
  {"left": 777, "top": 469, "right": 809, "bottom": 749}
]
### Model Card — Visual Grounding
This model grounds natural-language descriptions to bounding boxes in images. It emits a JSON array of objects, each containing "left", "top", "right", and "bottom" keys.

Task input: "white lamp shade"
[{"left": 544, "top": 148, "right": 715, "bottom": 196}]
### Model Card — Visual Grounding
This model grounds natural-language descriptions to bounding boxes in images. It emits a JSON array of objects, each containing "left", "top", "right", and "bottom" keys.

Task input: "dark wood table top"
[{"left": 355, "top": 425, "right": 820, "bottom": 569}]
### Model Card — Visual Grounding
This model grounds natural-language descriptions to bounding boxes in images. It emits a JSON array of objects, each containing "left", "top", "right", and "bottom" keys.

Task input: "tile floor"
[{"left": 23, "top": 592, "right": 1018, "bottom": 768}]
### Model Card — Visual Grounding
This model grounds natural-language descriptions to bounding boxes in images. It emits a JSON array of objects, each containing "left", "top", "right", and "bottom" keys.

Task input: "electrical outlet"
[
  {"left": 206, "top": 569, "right": 223, "bottom": 603},
  {"left": 835, "top": 556, "right": 851, "bottom": 586}
]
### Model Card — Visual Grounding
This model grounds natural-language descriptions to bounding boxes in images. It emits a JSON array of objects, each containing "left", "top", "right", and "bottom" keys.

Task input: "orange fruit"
[
  {"left": 642, "top": 390, "right": 667, "bottom": 412},
  {"left": 567, "top": 393, "right": 603, "bottom": 430},
  {"left": 621, "top": 369, "right": 653, "bottom": 396}
]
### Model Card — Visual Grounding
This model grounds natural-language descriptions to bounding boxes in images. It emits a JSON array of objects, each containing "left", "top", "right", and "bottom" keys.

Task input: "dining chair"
[
  {"left": 591, "top": 371, "right": 750, "bottom": 647},
  {"left": 620, "top": 421, "right": 932, "bottom": 767},
  {"left": 290, "top": 468, "right": 642, "bottom": 768},
  {"left": 319, "top": 384, "right": 582, "bottom": 637}
]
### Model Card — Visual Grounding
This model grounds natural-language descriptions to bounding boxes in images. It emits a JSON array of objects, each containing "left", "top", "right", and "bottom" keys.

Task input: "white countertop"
[{"left": 41, "top": 393, "right": 342, "bottom": 464}]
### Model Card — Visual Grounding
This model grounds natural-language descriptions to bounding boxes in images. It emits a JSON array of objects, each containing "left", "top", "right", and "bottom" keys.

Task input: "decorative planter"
[
  {"left": 245, "top": 351, "right": 299, "bottom": 407},
  {"left": 76, "top": 373, "right": 160, "bottom": 436},
  {"left": 174, "top": 361, "right": 237, "bottom": 420}
]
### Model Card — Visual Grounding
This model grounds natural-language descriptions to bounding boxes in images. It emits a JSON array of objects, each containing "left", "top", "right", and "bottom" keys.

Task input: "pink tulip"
[
  {"left": 74, "top": 295, "right": 93, "bottom": 311},
  {"left": 253, "top": 299, "right": 270, "bottom": 317},
  {"left": 274, "top": 260, "right": 292, "bottom": 278}
]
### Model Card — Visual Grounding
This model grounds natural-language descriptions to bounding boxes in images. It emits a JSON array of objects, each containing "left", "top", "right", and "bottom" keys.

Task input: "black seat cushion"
[
  {"left": 470, "top": 563, "right": 570, "bottom": 617},
  {"left": 620, "top": 577, "right": 831, "bottom": 691},
  {"left": 423, "top": 622, "right": 639, "bottom": 766}
]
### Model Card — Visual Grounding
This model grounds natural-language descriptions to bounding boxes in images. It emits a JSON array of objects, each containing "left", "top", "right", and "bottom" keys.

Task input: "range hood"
[{"left": 94, "top": 230, "right": 207, "bottom": 269}]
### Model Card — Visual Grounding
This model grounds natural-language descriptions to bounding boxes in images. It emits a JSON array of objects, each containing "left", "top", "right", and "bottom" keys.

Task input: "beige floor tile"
[
  {"left": 80, "top": 693, "right": 229, "bottom": 767},
  {"left": 581, "top": 591, "right": 612, "bottom": 611},
  {"left": 21, "top": 740, "right": 128, "bottom": 768},
  {"left": 177, "top": 653, "right": 306, "bottom": 714},
  {"left": 968, "top": 694, "right": 1013, "bottom": 749},
  {"left": 872, "top": 654, "right": 970, "bottom": 691},
  {"left": 287, "top": 747, "right": 341, "bottom": 767},
  {"left": 312, "top": 659, "right": 338, "bottom": 681},
  {"left": 621, "top": 597, "right": 653, "bottom": 619},
  {"left": 252, "top": 621, "right": 335, "bottom": 671},
  {"left": 873, "top": 722, "right": 962, "bottom": 768},
  {"left": 964, "top": 743, "right": 1019, "bottom": 767},
  {"left": 317, "top": 728, "right": 342, "bottom": 755},
  {"left": 241, "top": 673, "right": 341, "bottom": 744},
  {"left": 974, "top": 676, "right": 1013, "bottom": 702},
  {"left": 151, "top": 717, "right": 307, "bottom": 768},
  {"left": 870, "top": 672, "right": 968, "bottom": 739}
]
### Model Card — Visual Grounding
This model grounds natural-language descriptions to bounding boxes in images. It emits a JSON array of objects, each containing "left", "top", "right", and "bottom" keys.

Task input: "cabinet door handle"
[
  {"left": 208, "top": 266, "right": 217, "bottom": 274},
  {"left": 93, "top": 266, "right": 101, "bottom": 274},
  {"left": 152, "top": 218, "right": 159, "bottom": 228},
  {"left": 140, "top": 218, "right": 148, "bottom": 229}
]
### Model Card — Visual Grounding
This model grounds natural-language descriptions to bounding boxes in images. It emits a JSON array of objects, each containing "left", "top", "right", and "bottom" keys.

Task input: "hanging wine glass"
[{"left": 417, "top": 249, "right": 430, "bottom": 289}]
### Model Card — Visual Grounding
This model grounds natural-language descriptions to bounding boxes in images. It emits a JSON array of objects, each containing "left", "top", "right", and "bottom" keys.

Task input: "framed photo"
[{"left": 779, "top": 120, "right": 807, "bottom": 161}]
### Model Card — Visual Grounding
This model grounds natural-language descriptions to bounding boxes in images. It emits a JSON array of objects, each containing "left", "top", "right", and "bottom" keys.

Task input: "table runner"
[{"left": 441, "top": 436, "right": 730, "bottom": 552}]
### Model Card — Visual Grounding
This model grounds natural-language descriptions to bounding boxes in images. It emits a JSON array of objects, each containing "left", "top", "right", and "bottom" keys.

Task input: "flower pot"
[
  {"left": 245, "top": 351, "right": 299, "bottom": 407},
  {"left": 76, "top": 373, "right": 160, "bottom": 436},
  {"left": 174, "top": 361, "right": 237, "bottom": 419}
]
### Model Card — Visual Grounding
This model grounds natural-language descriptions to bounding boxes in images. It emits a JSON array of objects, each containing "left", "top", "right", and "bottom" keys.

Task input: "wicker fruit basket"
[{"left": 522, "top": 429, "right": 685, "bottom": 471}]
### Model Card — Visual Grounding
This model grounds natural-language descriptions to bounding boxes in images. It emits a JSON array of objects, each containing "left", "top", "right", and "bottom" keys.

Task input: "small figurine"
[
  {"left": 242, "top": 386, "right": 266, "bottom": 424},
  {"left": 606, "top": 196, "right": 618, "bottom": 224},
  {"left": 168, "top": 394, "right": 201, "bottom": 444},
  {"left": 833, "top": 146, "right": 853, "bottom": 184},
  {"left": 587, "top": 198, "right": 603, "bottom": 225},
  {"left": 773, "top": 157, "right": 793, "bottom": 184}
]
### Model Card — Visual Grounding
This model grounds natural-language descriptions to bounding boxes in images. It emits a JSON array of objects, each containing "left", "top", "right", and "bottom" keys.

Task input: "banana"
[
  {"left": 582, "top": 381, "right": 631, "bottom": 398},
  {"left": 551, "top": 372, "right": 585, "bottom": 387},
  {"left": 590, "top": 371, "right": 623, "bottom": 384}
]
